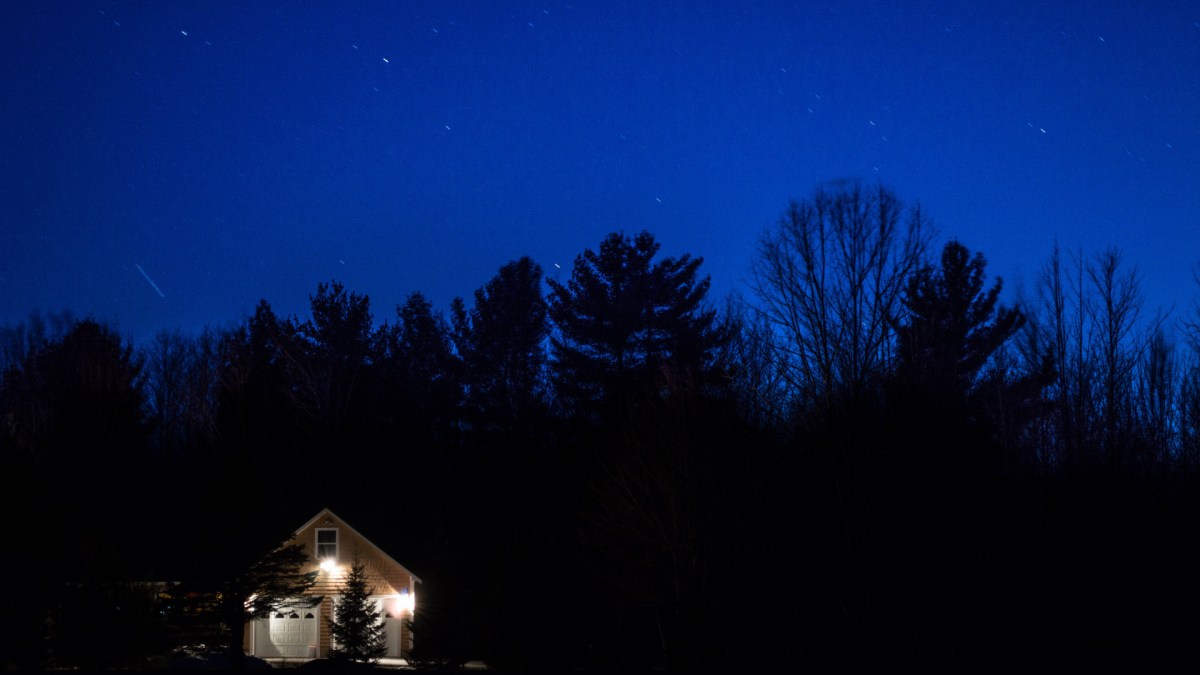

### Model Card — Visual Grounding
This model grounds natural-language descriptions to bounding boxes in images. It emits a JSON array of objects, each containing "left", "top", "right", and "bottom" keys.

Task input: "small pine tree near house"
[
  {"left": 329, "top": 553, "right": 387, "bottom": 663},
  {"left": 162, "top": 535, "right": 320, "bottom": 669}
]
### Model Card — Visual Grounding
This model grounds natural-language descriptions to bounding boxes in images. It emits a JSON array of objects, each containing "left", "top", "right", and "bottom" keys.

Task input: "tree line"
[{"left": 3, "top": 181, "right": 1200, "bottom": 670}]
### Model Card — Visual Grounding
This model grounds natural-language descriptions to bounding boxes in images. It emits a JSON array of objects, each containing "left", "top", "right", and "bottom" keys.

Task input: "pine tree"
[
  {"left": 895, "top": 239, "right": 1025, "bottom": 403},
  {"left": 161, "top": 535, "right": 320, "bottom": 670},
  {"left": 329, "top": 553, "right": 387, "bottom": 663},
  {"left": 452, "top": 256, "right": 549, "bottom": 431},
  {"left": 889, "top": 239, "right": 1035, "bottom": 477},
  {"left": 547, "top": 230, "right": 724, "bottom": 414},
  {"left": 379, "top": 291, "right": 462, "bottom": 438}
]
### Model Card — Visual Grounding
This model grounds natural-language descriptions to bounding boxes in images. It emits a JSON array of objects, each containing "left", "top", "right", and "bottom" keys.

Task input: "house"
[{"left": 245, "top": 508, "right": 421, "bottom": 662}]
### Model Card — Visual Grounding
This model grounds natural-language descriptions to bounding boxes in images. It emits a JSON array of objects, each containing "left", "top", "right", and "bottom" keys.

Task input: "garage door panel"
[{"left": 253, "top": 605, "right": 318, "bottom": 658}]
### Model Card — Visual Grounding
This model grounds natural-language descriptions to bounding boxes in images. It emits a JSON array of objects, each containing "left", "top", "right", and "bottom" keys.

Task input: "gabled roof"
[{"left": 295, "top": 507, "right": 422, "bottom": 584}]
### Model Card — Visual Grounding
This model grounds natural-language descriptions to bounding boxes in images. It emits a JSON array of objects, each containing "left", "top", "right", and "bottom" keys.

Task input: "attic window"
[{"left": 316, "top": 528, "right": 338, "bottom": 560}]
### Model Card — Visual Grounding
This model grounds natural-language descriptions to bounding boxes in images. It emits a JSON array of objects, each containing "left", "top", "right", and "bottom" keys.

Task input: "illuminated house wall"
[{"left": 245, "top": 508, "right": 421, "bottom": 660}]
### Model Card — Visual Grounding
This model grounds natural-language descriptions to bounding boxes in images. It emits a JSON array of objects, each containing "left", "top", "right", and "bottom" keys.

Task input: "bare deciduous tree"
[
  {"left": 752, "top": 182, "right": 929, "bottom": 420},
  {"left": 1175, "top": 264, "right": 1200, "bottom": 469},
  {"left": 1087, "top": 247, "right": 1161, "bottom": 468},
  {"left": 1034, "top": 245, "right": 1095, "bottom": 469},
  {"left": 1136, "top": 329, "right": 1177, "bottom": 465},
  {"left": 716, "top": 295, "right": 792, "bottom": 432},
  {"left": 143, "top": 329, "right": 220, "bottom": 462}
]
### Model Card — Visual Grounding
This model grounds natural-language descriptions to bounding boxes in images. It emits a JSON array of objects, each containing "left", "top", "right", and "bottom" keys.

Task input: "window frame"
[{"left": 315, "top": 528, "right": 338, "bottom": 561}]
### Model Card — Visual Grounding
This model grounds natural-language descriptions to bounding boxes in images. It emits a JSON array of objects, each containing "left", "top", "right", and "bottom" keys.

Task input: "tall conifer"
[
  {"left": 547, "top": 230, "right": 723, "bottom": 413},
  {"left": 329, "top": 553, "right": 387, "bottom": 663}
]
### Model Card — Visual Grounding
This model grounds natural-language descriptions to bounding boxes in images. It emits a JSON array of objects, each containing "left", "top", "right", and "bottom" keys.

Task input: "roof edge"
[{"left": 295, "top": 507, "right": 423, "bottom": 585}]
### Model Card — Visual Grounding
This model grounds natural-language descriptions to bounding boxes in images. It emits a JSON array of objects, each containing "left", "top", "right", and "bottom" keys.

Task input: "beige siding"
[
  {"left": 243, "top": 509, "right": 419, "bottom": 659},
  {"left": 296, "top": 512, "right": 415, "bottom": 597}
]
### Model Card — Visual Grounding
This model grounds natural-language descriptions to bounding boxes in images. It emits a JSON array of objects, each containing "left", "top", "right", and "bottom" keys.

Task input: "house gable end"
[
  {"left": 292, "top": 508, "right": 419, "bottom": 601},
  {"left": 247, "top": 508, "right": 419, "bottom": 661}
]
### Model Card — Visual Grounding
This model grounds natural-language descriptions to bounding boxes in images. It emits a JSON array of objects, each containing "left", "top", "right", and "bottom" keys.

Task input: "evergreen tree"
[
  {"left": 895, "top": 240, "right": 1025, "bottom": 403},
  {"left": 0, "top": 318, "right": 148, "bottom": 475},
  {"left": 0, "top": 319, "right": 152, "bottom": 662},
  {"left": 163, "top": 536, "right": 319, "bottom": 669},
  {"left": 379, "top": 291, "right": 462, "bottom": 439},
  {"left": 452, "top": 256, "right": 549, "bottom": 432},
  {"left": 329, "top": 553, "right": 387, "bottom": 663},
  {"left": 874, "top": 240, "right": 1039, "bottom": 663},
  {"left": 546, "top": 230, "right": 724, "bottom": 414},
  {"left": 211, "top": 301, "right": 298, "bottom": 460},
  {"left": 888, "top": 238, "right": 1039, "bottom": 484},
  {"left": 199, "top": 304, "right": 305, "bottom": 553},
  {"left": 300, "top": 280, "right": 374, "bottom": 360},
  {"left": 289, "top": 280, "right": 377, "bottom": 438}
]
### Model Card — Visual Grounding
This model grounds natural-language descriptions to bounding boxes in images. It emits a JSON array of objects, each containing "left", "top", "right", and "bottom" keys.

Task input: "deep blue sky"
[{"left": 3, "top": 1, "right": 1198, "bottom": 346}]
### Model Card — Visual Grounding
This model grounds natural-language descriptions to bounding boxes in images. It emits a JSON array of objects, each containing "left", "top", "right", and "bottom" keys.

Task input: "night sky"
[{"left": 4, "top": 1, "right": 1198, "bottom": 347}]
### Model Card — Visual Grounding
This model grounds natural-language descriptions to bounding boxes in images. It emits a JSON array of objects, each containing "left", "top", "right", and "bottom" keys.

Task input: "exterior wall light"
[{"left": 384, "top": 591, "right": 415, "bottom": 617}]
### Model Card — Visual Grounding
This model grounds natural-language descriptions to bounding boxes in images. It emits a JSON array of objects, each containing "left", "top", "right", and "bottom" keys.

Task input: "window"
[{"left": 316, "top": 528, "right": 338, "bottom": 560}]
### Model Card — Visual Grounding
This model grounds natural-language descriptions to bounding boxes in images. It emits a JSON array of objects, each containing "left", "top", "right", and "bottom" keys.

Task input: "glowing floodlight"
[
  {"left": 320, "top": 558, "right": 337, "bottom": 573},
  {"left": 384, "top": 590, "right": 415, "bottom": 617}
]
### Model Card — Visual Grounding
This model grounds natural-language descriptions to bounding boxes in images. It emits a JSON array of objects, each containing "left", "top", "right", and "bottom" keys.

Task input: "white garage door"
[{"left": 253, "top": 605, "right": 319, "bottom": 658}]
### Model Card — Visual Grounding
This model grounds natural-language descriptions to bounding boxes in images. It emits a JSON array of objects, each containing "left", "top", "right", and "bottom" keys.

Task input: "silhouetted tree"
[
  {"left": 0, "top": 318, "right": 147, "bottom": 467},
  {"left": 445, "top": 260, "right": 569, "bottom": 671},
  {"left": 749, "top": 184, "right": 928, "bottom": 666},
  {"left": 752, "top": 182, "right": 929, "bottom": 424},
  {"left": 575, "top": 362, "right": 758, "bottom": 669},
  {"left": 196, "top": 302, "right": 304, "bottom": 535},
  {"left": 895, "top": 240, "right": 1026, "bottom": 403},
  {"left": 1135, "top": 328, "right": 1178, "bottom": 466},
  {"left": 878, "top": 240, "right": 1039, "bottom": 661},
  {"left": 1179, "top": 360, "right": 1200, "bottom": 471},
  {"left": 0, "top": 318, "right": 150, "bottom": 556},
  {"left": 451, "top": 257, "right": 549, "bottom": 433},
  {"left": 143, "top": 328, "right": 220, "bottom": 465},
  {"left": 287, "top": 281, "right": 377, "bottom": 439},
  {"left": 1032, "top": 244, "right": 1094, "bottom": 468},
  {"left": 302, "top": 281, "right": 375, "bottom": 357},
  {"left": 0, "top": 309, "right": 74, "bottom": 378},
  {"left": 716, "top": 296, "right": 791, "bottom": 433},
  {"left": 1087, "top": 248, "right": 1158, "bottom": 469},
  {"left": 1180, "top": 269, "right": 1200, "bottom": 469},
  {"left": 382, "top": 291, "right": 462, "bottom": 440},
  {"left": 1032, "top": 246, "right": 1166, "bottom": 472},
  {"left": 165, "top": 536, "right": 319, "bottom": 670},
  {"left": 0, "top": 318, "right": 152, "bottom": 668},
  {"left": 547, "top": 230, "right": 724, "bottom": 416},
  {"left": 211, "top": 301, "right": 298, "bottom": 461}
]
